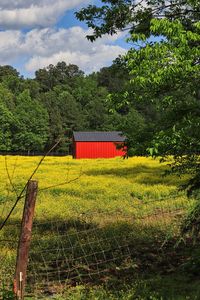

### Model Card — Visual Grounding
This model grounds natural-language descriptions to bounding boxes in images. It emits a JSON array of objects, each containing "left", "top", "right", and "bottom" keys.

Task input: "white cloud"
[
  {"left": 0, "top": 27, "right": 127, "bottom": 75},
  {"left": 0, "top": 30, "right": 23, "bottom": 62},
  {"left": 0, "top": 0, "right": 88, "bottom": 29},
  {"left": 0, "top": 1, "right": 127, "bottom": 75},
  {"left": 25, "top": 45, "right": 126, "bottom": 74}
]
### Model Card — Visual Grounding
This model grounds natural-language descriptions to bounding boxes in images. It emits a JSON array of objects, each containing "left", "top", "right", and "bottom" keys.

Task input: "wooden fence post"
[{"left": 14, "top": 180, "right": 38, "bottom": 300}]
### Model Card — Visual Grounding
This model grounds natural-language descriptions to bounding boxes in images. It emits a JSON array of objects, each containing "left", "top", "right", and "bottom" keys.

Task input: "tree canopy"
[
  {"left": 0, "top": 62, "right": 135, "bottom": 154},
  {"left": 76, "top": 0, "right": 200, "bottom": 195},
  {"left": 76, "top": 0, "right": 200, "bottom": 40}
]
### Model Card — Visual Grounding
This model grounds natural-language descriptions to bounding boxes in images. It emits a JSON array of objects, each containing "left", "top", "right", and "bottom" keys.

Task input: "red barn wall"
[{"left": 74, "top": 141, "right": 125, "bottom": 159}]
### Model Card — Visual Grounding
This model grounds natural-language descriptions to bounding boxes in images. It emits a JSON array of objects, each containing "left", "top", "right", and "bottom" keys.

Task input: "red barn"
[{"left": 72, "top": 131, "right": 126, "bottom": 159}]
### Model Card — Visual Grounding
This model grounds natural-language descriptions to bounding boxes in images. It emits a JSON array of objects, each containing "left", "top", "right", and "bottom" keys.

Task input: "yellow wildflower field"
[
  {"left": 0, "top": 155, "right": 196, "bottom": 296},
  {"left": 0, "top": 155, "right": 192, "bottom": 224}
]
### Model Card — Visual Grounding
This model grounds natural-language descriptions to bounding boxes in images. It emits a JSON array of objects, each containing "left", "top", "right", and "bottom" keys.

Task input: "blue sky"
[{"left": 0, "top": 0, "right": 129, "bottom": 78}]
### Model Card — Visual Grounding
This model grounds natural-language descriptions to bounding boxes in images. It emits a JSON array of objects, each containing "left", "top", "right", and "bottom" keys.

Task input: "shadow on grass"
[
  {"left": 19, "top": 216, "right": 200, "bottom": 298},
  {"left": 0, "top": 218, "right": 21, "bottom": 243},
  {"left": 85, "top": 164, "right": 181, "bottom": 186},
  {"left": 1, "top": 215, "right": 200, "bottom": 299}
]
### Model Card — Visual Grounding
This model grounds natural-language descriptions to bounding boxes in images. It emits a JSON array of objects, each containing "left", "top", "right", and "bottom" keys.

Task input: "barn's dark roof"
[{"left": 73, "top": 131, "right": 125, "bottom": 142}]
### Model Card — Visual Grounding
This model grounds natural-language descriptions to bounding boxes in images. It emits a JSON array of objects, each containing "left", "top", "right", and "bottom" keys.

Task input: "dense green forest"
[{"left": 0, "top": 61, "right": 156, "bottom": 154}]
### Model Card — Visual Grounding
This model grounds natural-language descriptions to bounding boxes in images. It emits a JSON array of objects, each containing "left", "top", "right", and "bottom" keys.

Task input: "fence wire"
[
  {"left": 0, "top": 158, "right": 21, "bottom": 293},
  {"left": 25, "top": 195, "right": 193, "bottom": 297},
  {"left": 0, "top": 222, "right": 20, "bottom": 297}
]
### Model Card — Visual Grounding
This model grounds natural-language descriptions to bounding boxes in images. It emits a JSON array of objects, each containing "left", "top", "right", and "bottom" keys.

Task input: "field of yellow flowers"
[
  {"left": 0, "top": 155, "right": 191, "bottom": 222},
  {"left": 0, "top": 155, "right": 199, "bottom": 299}
]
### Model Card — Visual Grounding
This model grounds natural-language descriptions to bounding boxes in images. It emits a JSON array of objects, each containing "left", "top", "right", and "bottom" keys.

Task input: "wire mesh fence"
[
  {"left": 0, "top": 222, "right": 20, "bottom": 296},
  {"left": 0, "top": 156, "right": 21, "bottom": 294},
  {"left": 0, "top": 189, "right": 195, "bottom": 298},
  {"left": 25, "top": 195, "right": 193, "bottom": 297}
]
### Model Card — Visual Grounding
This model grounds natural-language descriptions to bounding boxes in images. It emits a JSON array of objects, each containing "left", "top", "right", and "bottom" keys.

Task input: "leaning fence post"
[{"left": 14, "top": 180, "right": 38, "bottom": 300}]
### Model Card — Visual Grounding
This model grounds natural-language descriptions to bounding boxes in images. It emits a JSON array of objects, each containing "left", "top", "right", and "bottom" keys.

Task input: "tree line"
[{"left": 0, "top": 62, "right": 154, "bottom": 154}]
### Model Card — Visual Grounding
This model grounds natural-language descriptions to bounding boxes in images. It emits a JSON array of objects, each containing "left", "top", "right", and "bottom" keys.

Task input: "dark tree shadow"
[
  {"left": 21, "top": 216, "right": 200, "bottom": 297},
  {"left": 85, "top": 164, "right": 181, "bottom": 186},
  {"left": 1, "top": 214, "right": 199, "bottom": 298}
]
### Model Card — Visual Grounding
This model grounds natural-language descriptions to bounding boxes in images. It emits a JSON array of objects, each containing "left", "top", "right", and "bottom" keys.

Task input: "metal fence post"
[{"left": 14, "top": 180, "right": 38, "bottom": 300}]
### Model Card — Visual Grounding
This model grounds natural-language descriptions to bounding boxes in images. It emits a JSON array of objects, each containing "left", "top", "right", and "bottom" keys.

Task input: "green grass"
[
  {"left": 0, "top": 156, "right": 199, "bottom": 299},
  {"left": 23, "top": 275, "right": 200, "bottom": 300}
]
